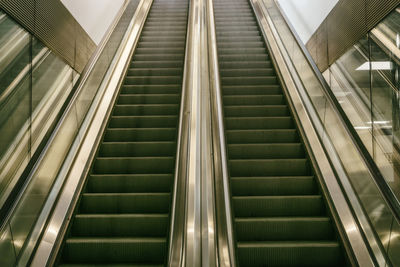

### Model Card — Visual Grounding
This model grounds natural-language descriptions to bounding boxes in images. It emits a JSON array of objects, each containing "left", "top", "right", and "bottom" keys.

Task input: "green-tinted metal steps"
[
  {"left": 57, "top": 0, "right": 188, "bottom": 265},
  {"left": 213, "top": 0, "right": 347, "bottom": 266}
]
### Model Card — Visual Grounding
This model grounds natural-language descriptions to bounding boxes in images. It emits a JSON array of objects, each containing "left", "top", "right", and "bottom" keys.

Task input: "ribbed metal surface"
[
  {"left": 0, "top": 0, "right": 34, "bottom": 32},
  {"left": 366, "top": 0, "right": 400, "bottom": 29},
  {"left": 316, "top": 22, "right": 328, "bottom": 71},
  {"left": 0, "top": 0, "right": 96, "bottom": 73},
  {"left": 327, "top": 0, "right": 368, "bottom": 66},
  {"left": 306, "top": 0, "right": 400, "bottom": 72}
]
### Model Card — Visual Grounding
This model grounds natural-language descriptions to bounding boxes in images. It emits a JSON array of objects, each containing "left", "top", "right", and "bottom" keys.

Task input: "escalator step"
[
  {"left": 124, "top": 76, "right": 182, "bottom": 85},
  {"left": 224, "top": 105, "right": 289, "bottom": 117},
  {"left": 128, "top": 68, "right": 182, "bottom": 76},
  {"left": 113, "top": 104, "right": 179, "bottom": 116},
  {"left": 58, "top": 0, "right": 188, "bottom": 264},
  {"left": 121, "top": 84, "right": 181, "bottom": 94},
  {"left": 235, "top": 217, "right": 334, "bottom": 241},
  {"left": 93, "top": 157, "right": 175, "bottom": 174},
  {"left": 228, "top": 143, "right": 304, "bottom": 159},
  {"left": 223, "top": 95, "right": 284, "bottom": 105},
  {"left": 226, "top": 129, "right": 299, "bottom": 143},
  {"left": 232, "top": 195, "right": 324, "bottom": 217},
  {"left": 72, "top": 214, "right": 169, "bottom": 237},
  {"left": 237, "top": 241, "right": 343, "bottom": 267},
  {"left": 214, "top": 0, "right": 347, "bottom": 264},
  {"left": 221, "top": 76, "right": 277, "bottom": 85},
  {"left": 117, "top": 94, "right": 180, "bottom": 104},
  {"left": 218, "top": 47, "right": 266, "bottom": 54},
  {"left": 109, "top": 115, "right": 178, "bottom": 128},
  {"left": 87, "top": 174, "right": 173, "bottom": 193},
  {"left": 218, "top": 54, "right": 267, "bottom": 61},
  {"left": 222, "top": 85, "right": 280, "bottom": 95},
  {"left": 231, "top": 176, "right": 316, "bottom": 196},
  {"left": 219, "top": 60, "right": 272, "bottom": 69},
  {"left": 229, "top": 159, "right": 310, "bottom": 176},
  {"left": 79, "top": 193, "right": 171, "bottom": 213},
  {"left": 225, "top": 117, "right": 293, "bottom": 129},
  {"left": 59, "top": 264, "right": 163, "bottom": 267},
  {"left": 220, "top": 68, "right": 275, "bottom": 77},
  {"left": 104, "top": 128, "right": 177, "bottom": 142},
  {"left": 63, "top": 238, "right": 166, "bottom": 264},
  {"left": 99, "top": 142, "right": 176, "bottom": 157}
]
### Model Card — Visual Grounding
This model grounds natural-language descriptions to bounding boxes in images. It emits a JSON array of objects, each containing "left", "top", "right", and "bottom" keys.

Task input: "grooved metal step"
[
  {"left": 57, "top": 0, "right": 188, "bottom": 264},
  {"left": 214, "top": 0, "right": 347, "bottom": 264}
]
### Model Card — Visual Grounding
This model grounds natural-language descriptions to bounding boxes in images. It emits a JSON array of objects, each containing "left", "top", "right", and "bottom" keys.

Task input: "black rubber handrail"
[{"left": 273, "top": 0, "right": 400, "bottom": 225}]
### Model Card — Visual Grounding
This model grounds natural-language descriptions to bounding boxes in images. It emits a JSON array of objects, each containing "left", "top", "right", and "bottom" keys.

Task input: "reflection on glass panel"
[
  {"left": 0, "top": 16, "right": 30, "bottom": 96},
  {"left": 31, "top": 37, "right": 76, "bottom": 151},
  {"left": 372, "top": 8, "right": 400, "bottom": 61},
  {"left": 387, "top": 220, "right": 400, "bottom": 266},
  {"left": 0, "top": 15, "right": 31, "bottom": 200},
  {"left": 0, "top": 9, "right": 80, "bottom": 253},
  {"left": 0, "top": 225, "right": 16, "bottom": 266},
  {"left": 325, "top": 6, "right": 400, "bottom": 263},
  {"left": 329, "top": 28, "right": 400, "bottom": 202}
]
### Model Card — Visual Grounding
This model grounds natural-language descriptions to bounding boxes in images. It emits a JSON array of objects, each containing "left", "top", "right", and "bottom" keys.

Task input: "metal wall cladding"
[
  {"left": 0, "top": 0, "right": 96, "bottom": 73},
  {"left": 316, "top": 22, "right": 329, "bottom": 71},
  {"left": 366, "top": 0, "right": 400, "bottom": 29},
  {"left": 306, "top": 0, "right": 400, "bottom": 72},
  {"left": 327, "top": 0, "right": 368, "bottom": 66}
]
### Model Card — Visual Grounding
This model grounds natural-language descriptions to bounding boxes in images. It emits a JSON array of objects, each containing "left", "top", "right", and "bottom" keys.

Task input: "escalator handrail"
[
  {"left": 273, "top": 0, "right": 400, "bottom": 225},
  {"left": 206, "top": 0, "right": 237, "bottom": 266},
  {"left": 167, "top": 0, "right": 191, "bottom": 262}
]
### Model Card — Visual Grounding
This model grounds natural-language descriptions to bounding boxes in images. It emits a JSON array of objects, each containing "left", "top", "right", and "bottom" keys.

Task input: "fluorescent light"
[
  {"left": 354, "top": 126, "right": 372, "bottom": 130},
  {"left": 356, "top": 61, "right": 392, "bottom": 71},
  {"left": 367, "top": 121, "right": 390, "bottom": 124}
]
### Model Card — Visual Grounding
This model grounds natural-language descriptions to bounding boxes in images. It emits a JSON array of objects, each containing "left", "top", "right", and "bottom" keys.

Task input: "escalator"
[
  {"left": 56, "top": 0, "right": 188, "bottom": 265},
  {"left": 213, "top": 0, "right": 349, "bottom": 266}
]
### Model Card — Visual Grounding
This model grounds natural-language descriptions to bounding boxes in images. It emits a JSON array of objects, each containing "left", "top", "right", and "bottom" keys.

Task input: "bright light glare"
[
  {"left": 367, "top": 121, "right": 390, "bottom": 124},
  {"left": 356, "top": 61, "right": 392, "bottom": 71},
  {"left": 354, "top": 126, "right": 372, "bottom": 130}
]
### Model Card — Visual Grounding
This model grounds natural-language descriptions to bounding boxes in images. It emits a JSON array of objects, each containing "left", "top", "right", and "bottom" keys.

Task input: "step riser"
[
  {"left": 229, "top": 159, "right": 311, "bottom": 176},
  {"left": 228, "top": 144, "right": 305, "bottom": 159},
  {"left": 237, "top": 244, "right": 343, "bottom": 267},
  {"left": 63, "top": 240, "right": 167, "bottom": 264},
  {"left": 87, "top": 175, "right": 173, "bottom": 193},
  {"left": 231, "top": 177, "right": 316, "bottom": 196},
  {"left": 104, "top": 129, "right": 177, "bottom": 142},
  {"left": 235, "top": 218, "right": 334, "bottom": 241},
  {"left": 72, "top": 215, "right": 169, "bottom": 237},
  {"left": 93, "top": 158, "right": 175, "bottom": 174},
  {"left": 224, "top": 106, "right": 289, "bottom": 117},
  {"left": 113, "top": 105, "right": 179, "bottom": 116},
  {"left": 232, "top": 196, "right": 324, "bottom": 217},
  {"left": 80, "top": 194, "right": 171, "bottom": 213},
  {"left": 226, "top": 130, "right": 299, "bottom": 143},
  {"left": 99, "top": 142, "right": 176, "bottom": 157}
]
